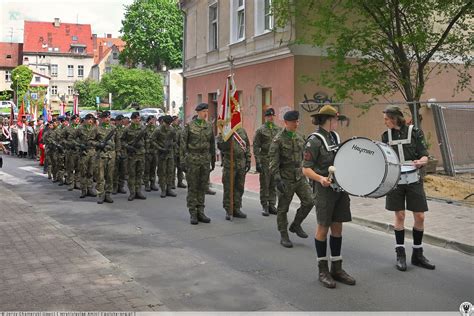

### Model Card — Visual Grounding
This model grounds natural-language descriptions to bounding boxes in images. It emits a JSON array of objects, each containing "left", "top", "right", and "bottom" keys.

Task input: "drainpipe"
[{"left": 181, "top": 6, "right": 187, "bottom": 122}]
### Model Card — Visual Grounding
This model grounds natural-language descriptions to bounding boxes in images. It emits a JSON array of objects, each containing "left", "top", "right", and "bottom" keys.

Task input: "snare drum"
[{"left": 333, "top": 137, "right": 400, "bottom": 198}]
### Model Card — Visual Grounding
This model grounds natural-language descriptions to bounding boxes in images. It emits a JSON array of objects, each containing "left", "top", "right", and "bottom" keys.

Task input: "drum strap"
[
  {"left": 387, "top": 125, "right": 414, "bottom": 163},
  {"left": 308, "top": 131, "right": 340, "bottom": 152}
]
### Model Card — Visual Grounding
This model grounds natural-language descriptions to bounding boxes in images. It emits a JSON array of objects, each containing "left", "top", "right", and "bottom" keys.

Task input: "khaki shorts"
[
  {"left": 314, "top": 184, "right": 351, "bottom": 226},
  {"left": 385, "top": 182, "right": 428, "bottom": 212}
]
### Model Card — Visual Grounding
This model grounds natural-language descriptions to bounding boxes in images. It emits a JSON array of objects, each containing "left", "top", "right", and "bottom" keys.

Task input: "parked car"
[
  {"left": 139, "top": 107, "right": 164, "bottom": 119},
  {"left": 0, "top": 100, "right": 16, "bottom": 109},
  {"left": 79, "top": 109, "right": 96, "bottom": 118}
]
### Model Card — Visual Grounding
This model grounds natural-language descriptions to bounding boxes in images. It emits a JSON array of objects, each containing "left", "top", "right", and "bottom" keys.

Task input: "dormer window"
[
  {"left": 74, "top": 47, "right": 84, "bottom": 53},
  {"left": 71, "top": 43, "right": 86, "bottom": 54}
]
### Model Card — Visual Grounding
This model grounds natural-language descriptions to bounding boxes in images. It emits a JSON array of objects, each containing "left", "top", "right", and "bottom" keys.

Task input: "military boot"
[
  {"left": 268, "top": 205, "right": 277, "bottom": 215},
  {"left": 262, "top": 205, "right": 270, "bottom": 217},
  {"left": 87, "top": 187, "right": 97, "bottom": 197},
  {"left": 128, "top": 191, "right": 135, "bottom": 201},
  {"left": 150, "top": 182, "right": 159, "bottom": 191},
  {"left": 171, "top": 183, "right": 176, "bottom": 189},
  {"left": 118, "top": 185, "right": 127, "bottom": 194},
  {"left": 206, "top": 188, "right": 216, "bottom": 195},
  {"left": 112, "top": 186, "right": 118, "bottom": 195},
  {"left": 104, "top": 194, "right": 114, "bottom": 203},
  {"left": 68, "top": 183, "right": 74, "bottom": 191},
  {"left": 318, "top": 260, "right": 336, "bottom": 288},
  {"left": 411, "top": 248, "right": 435, "bottom": 270},
  {"left": 80, "top": 189, "right": 87, "bottom": 199},
  {"left": 395, "top": 247, "right": 407, "bottom": 271},
  {"left": 190, "top": 209, "right": 198, "bottom": 225},
  {"left": 280, "top": 231, "right": 293, "bottom": 248},
  {"left": 197, "top": 209, "right": 211, "bottom": 223},
  {"left": 97, "top": 195, "right": 104, "bottom": 204},
  {"left": 166, "top": 187, "right": 177, "bottom": 197},
  {"left": 58, "top": 179, "right": 64, "bottom": 186},
  {"left": 160, "top": 186, "right": 167, "bottom": 198},
  {"left": 330, "top": 260, "right": 356, "bottom": 285},
  {"left": 145, "top": 182, "right": 151, "bottom": 192},
  {"left": 233, "top": 209, "right": 247, "bottom": 218},
  {"left": 177, "top": 181, "right": 187, "bottom": 188},
  {"left": 74, "top": 183, "right": 81, "bottom": 190},
  {"left": 289, "top": 222, "right": 308, "bottom": 238},
  {"left": 135, "top": 190, "right": 147, "bottom": 200}
]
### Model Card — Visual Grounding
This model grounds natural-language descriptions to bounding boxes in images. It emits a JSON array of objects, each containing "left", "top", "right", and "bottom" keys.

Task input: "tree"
[
  {"left": 273, "top": 0, "right": 473, "bottom": 124},
  {"left": 10, "top": 65, "right": 33, "bottom": 107},
  {"left": 100, "top": 65, "right": 164, "bottom": 109},
  {"left": 74, "top": 79, "right": 106, "bottom": 108},
  {"left": 120, "top": 0, "right": 183, "bottom": 70}
]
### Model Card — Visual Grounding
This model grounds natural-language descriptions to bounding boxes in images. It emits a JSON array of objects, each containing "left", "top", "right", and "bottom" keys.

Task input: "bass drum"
[{"left": 333, "top": 137, "right": 400, "bottom": 198}]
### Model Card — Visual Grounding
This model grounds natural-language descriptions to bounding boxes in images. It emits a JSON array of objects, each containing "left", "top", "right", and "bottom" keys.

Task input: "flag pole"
[{"left": 228, "top": 56, "right": 235, "bottom": 221}]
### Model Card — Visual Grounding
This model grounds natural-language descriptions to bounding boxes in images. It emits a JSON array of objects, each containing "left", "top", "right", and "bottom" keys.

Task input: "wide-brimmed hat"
[{"left": 311, "top": 104, "right": 345, "bottom": 120}]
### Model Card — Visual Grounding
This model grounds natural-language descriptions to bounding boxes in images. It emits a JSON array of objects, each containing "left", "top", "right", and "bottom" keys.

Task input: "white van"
[{"left": 0, "top": 100, "right": 16, "bottom": 109}]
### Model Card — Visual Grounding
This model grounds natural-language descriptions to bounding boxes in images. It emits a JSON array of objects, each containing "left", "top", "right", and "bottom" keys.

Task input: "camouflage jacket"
[
  {"left": 180, "top": 118, "right": 215, "bottom": 165},
  {"left": 269, "top": 129, "right": 306, "bottom": 182}
]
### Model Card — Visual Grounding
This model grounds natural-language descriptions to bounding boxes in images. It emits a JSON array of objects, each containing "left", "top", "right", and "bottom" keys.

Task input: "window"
[
  {"left": 51, "top": 64, "right": 58, "bottom": 77},
  {"left": 78, "top": 65, "right": 84, "bottom": 77},
  {"left": 209, "top": 3, "right": 218, "bottom": 51},
  {"left": 5, "top": 70, "right": 11, "bottom": 82},
  {"left": 255, "top": 0, "right": 273, "bottom": 35},
  {"left": 35, "top": 76, "right": 41, "bottom": 83},
  {"left": 68, "top": 86, "right": 74, "bottom": 95},
  {"left": 72, "top": 35, "right": 78, "bottom": 41},
  {"left": 51, "top": 85, "right": 58, "bottom": 95},
  {"left": 74, "top": 47, "right": 84, "bottom": 54},
  {"left": 264, "top": 0, "right": 273, "bottom": 30},
  {"left": 39, "top": 68, "right": 46, "bottom": 75},
  {"left": 112, "top": 52, "right": 119, "bottom": 59},
  {"left": 231, "top": 0, "right": 245, "bottom": 43},
  {"left": 68, "top": 65, "right": 74, "bottom": 77},
  {"left": 6, "top": 54, "right": 12, "bottom": 59}
]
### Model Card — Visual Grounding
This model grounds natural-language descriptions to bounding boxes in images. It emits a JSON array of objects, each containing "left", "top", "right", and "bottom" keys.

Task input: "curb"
[{"left": 210, "top": 181, "right": 474, "bottom": 256}]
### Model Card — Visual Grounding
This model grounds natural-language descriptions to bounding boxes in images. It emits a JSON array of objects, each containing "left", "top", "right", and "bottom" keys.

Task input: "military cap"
[
  {"left": 283, "top": 110, "right": 299, "bottom": 121},
  {"left": 311, "top": 104, "right": 345, "bottom": 120},
  {"left": 195, "top": 103, "right": 208, "bottom": 112},
  {"left": 71, "top": 114, "right": 78, "bottom": 120},
  {"left": 264, "top": 108, "right": 275, "bottom": 117},
  {"left": 115, "top": 114, "right": 124, "bottom": 120},
  {"left": 157, "top": 116, "right": 164, "bottom": 122},
  {"left": 146, "top": 115, "right": 155, "bottom": 122},
  {"left": 98, "top": 110, "right": 110, "bottom": 118},
  {"left": 172, "top": 115, "right": 178, "bottom": 120},
  {"left": 383, "top": 106, "right": 404, "bottom": 117},
  {"left": 130, "top": 111, "right": 140, "bottom": 119},
  {"left": 162, "top": 115, "right": 173, "bottom": 125},
  {"left": 65, "top": 111, "right": 71, "bottom": 116},
  {"left": 84, "top": 113, "right": 95, "bottom": 120}
]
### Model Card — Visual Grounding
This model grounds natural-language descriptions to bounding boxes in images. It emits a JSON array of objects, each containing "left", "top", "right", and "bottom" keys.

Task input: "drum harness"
[
  {"left": 387, "top": 125, "right": 420, "bottom": 185},
  {"left": 307, "top": 131, "right": 343, "bottom": 192}
]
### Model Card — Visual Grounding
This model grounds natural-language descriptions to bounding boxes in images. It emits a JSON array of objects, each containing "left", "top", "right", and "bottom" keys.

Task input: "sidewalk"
[
  {"left": 210, "top": 166, "right": 474, "bottom": 255},
  {"left": 0, "top": 185, "right": 166, "bottom": 311}
]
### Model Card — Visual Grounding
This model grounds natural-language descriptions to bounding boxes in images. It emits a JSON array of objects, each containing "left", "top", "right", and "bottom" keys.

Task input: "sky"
[{"left": 0, "top": 0, "right": 135, "bottom": 42}]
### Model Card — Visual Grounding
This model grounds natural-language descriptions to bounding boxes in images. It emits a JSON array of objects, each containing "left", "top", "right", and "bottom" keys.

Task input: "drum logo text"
[{"left": 352, "top": 144, "right": 375, "bottom": 156}]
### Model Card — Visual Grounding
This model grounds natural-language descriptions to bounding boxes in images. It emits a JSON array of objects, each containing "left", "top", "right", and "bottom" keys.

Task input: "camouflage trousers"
[
  {"left": 45, "top": 149, "right": 53, "bottom": 178},
  {"left": 66, "top": 151, "right": 80, "bottom": 187},
  {"left": 259, "top": 161, "right": 277, "bottom": 208},
  {"left": 175, "top": 157, "right": 184, "bottom": 184},
  {"left": 80, "top": 150, "right": 96, "bottom": 190},
  {"left": 127, "top": 154, "right": 144, "bottom": 193},
  {"left": 113, "top": 155, "right": 127, "bottom": 191},
  {"left": 52, "top": 151, "right": 65, "bottom": 182},
  {"left": 158, "top": 155, "right": 174, "bottom": 190},
  {"left": 276, "top": 177, "right": 313, "bottom": 232},
  {"left": 96, "top": 153, "right": 116, "bottom": 197},
  {"left": 222, "top": 161, "right": 246, "bottom": 214},
  {"left": 143, "top": 152, "right": 158, "bottom": 185},
  {"left": 186, "top": 161, "right": 210, "bottom": 215}
]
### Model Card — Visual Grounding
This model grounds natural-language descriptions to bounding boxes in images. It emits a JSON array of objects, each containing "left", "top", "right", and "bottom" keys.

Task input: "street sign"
[
  {"left": 96, "top": 96, "right": 100, "bottom": 104},
  {"left": 31, "top": 93, "right": 38, "bottom": 100}
]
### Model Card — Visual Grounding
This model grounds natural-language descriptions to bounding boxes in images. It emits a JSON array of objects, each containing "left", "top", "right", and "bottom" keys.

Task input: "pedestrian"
[
  {"left": 113, "top": 115, "right": 128, "bottom": 194},
  {"left": 77, "top": 114, "right": 98, "bottom": 198},
  {"left": 180, "top": 103, "right": 215, "bottom": 225},
  {"left": 253, "top": 107, "right": 282, "bottom": 216},
  {"left": 9, "top": 120, "right": 18, "bottom": 156},
  {"left": 153, "top": 115, "right": 177, "bottom": 198},
  {"left": 26, "top": 120, "right": 36, "bottom": 159},
  {"left": 172, "top": 116, "right": 187, "bottom": 189},
  {"left": 36, "top": 118, "right": 45, "bottom": 166},
  {"left": 381, "top": 106, "right": 435, "bottom": 271},
  {"left": 17, "top": 116, "right": 28, "bottom": 158},
  {"left": 143, "top": 115, "right": 159, "bottom": 192},
  {"left": 269, "top": 110, "right": 313, "bottom": 248},
  {"left": 217, "top": 124, "right": 251, "bottom": 220},
  {"left": 64, "top": 115, "right": 81, "bottom": 191},
  {"left": 95, "top": 111, "right": 116, "bottom": 204},
  {"left": 302, "top": 104, "right": 356, "bottom": 288},
  {"left": 122, "top": 111, "right": 146, "bottom": 201}
]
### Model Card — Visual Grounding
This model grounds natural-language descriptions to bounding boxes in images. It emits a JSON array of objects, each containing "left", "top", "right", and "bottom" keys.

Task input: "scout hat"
[{"left": 311, "top": 104, "right": 345, "bottom": 120}]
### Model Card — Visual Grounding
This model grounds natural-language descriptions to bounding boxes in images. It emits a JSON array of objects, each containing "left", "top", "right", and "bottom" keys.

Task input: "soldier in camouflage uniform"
[
  {"left": 95, "top": 111, "right": 116, "bottom": 204},
  {"left": 153, "top": 115, "right": 177, "bottom": 198},
  {"left": 113, "top": 115, "right": 127, "bottom": 194},
  {"left": 143, "top": 116, "right": 159, "bottom": 192},
  {"left": 217, "top": 126, "right": 251, "bottom": 220},
  {"left": 253, "top": 107, "right": 282, "bottom": 216},
  {"left": 77, "top": 113, "right": 98, "bottom": 198},
  {"left": 64, "top": 115, "right": 81, "bottom": 191},
  {"left": 180, "top": 103, "right": 215, "bottom": 225},
  {"left": 269, "top": 110, "right": 313, "bottom": 248},
  {"left": 122, "top": 111, "right": 146, "bottom": 201},
  {"left": 42, "top": 122, "right": 54, "bottom": 179},
  {"left": 172, "top": 116, "right": 186, "bottom": 188},
  {"left": 51, "top": 117, "right": 67, "bottom": 185}
]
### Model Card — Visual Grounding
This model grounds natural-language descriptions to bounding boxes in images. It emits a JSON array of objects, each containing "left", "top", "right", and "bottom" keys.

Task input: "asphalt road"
[{"left": 1, "top": 156, "right": 473, "bottom": 312}]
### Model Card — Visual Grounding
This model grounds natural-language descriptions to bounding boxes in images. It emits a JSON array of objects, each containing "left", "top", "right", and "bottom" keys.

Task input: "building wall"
[
  {"left": 167, "top": 69, "right": 183, "bottom": 116},
  {"left": 0, "top": 68, "right": 13, "bottom": 92}
]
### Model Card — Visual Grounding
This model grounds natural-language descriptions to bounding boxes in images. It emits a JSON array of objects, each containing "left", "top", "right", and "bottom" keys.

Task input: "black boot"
[
  {"left": 128, "top": 192, "right": 135, "bottom": 201},
  {"left": 160, "top": 187, "right": 167, "bottom": 198},
  {"left": 206, "top": 188, "right": 216, "bottom": 195},
  {"left": 87, "top": 188, "right": 97, "bottom": 197},
  {"left": 135, "top": 190, "right": 147, "bottom": 200},
  {"left": 97, "top": 195, "right": 104, "bottom": 204},
  {"left": 330, "top": 260, "right": 356, "bottom": 285},
  {"left": 395, "top": 247, "right": 407, "bottom": 271},
  {"left": 190, "top": 210, "right": 198, "bottom": 225},
  {"left": 150, "top": 182, "right": 159, "bottom": 191},
  {"left": 289, "top": 222, "right": 308, "bottom": 238},
  {"left": 118, "top": 185, "right": 127, "bottom": 194},
  {"left": 80, "top": 190, "right": 87, "bottom": 199},
  {"left": 280, "top": 231, "right": 293, "bottom": 248},
  {"left": 411, "top": 248, "right": 435, "bottom": 270},
  {"left": 104, "top": 194, "right": 114, "bottom": 203},
  {"left": 268, "top": 205, "right": 277, "bottom": 215},
  {"left": 145, "top": 182, "right": 151, "bottom": 192},
  {"left": 197, "top": 210, "right": 211, "bottom": 223},
  {"left": 262, "top": 205, "right": 270, "bottom": 217},
  {"left": 166, "top": 187, "right": 177, "bottom": 197},
  {"left": 318, "top": 260, "right": 336, "bottom": 288},
  {"left": 177, "top": 181, "right": 187, "bottom": 188},
  {"left": 112, "top": 186, "right": 118, "bottom": 194},
  {"left": 233, "top": 209, "right": 247, "bottom": 218}
]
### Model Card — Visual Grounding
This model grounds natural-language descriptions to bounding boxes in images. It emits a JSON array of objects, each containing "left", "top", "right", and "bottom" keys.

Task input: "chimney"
[
  {"left": 106, "top": 34, "right": 112, "bottom": 38},
  {"left": 99, "top": 45, "right": 103, "bottom": 61},
  {"left": 53, "top": 18, "right": 61, "bottom": 27},
  {"left": 92, "top": 34, "right": 97, "bottom": 49}
]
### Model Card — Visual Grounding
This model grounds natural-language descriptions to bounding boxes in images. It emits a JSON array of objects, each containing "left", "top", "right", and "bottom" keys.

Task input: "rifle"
[
  {"left": 96, "top": 128, "right": 116, "bottom": 155},
  {"left": 126, "top": 126, "right": 147, "bottom": 153}
]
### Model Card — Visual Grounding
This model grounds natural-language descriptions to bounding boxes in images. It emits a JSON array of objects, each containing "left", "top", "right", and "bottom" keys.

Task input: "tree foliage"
[
  {"left": 74, "top": 79, "right": 106, "bottom": 108},
  {"left": 273, "top": 0, "right": 473, "bottom": 120},
  {"left": 100, "top": 66, "right": 164, "bottom": 109},
  {"left": 120, "top": 0, "right": 183, "bottom": 70},
  {"left": 10, "top": 65, "right": 33, "bottom": 106}
]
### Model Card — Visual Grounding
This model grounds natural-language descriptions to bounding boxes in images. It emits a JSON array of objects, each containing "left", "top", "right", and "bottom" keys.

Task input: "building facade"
[
  {"left": 23, "top": 19, "right": 94, "bottom": 110},
  {"left": 0, "top": 42, "right": 23, "bottom": 95},
  {"left": 91, "top": 34, "right": 125, "bottom": 81}
]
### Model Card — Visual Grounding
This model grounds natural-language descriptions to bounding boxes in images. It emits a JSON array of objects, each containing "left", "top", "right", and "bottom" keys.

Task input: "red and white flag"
[{"left": 218, "top": 74, "right": 242, "bottom": 142}]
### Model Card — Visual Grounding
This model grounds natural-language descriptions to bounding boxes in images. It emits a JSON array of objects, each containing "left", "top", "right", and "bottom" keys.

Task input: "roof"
[
  {"left": 0, "top": 42, "right": 23, "bottom": 68},
  {"left": 93, "top": 37, "right": 125, "bottom": 64},
  {"left": 23, "top": 20, "right": 93, "bottom": 56}
]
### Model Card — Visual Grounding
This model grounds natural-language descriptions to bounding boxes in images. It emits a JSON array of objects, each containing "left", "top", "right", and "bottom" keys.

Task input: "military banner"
[{"left": 218, "top": 74, "right": 242, "bottom": 142}]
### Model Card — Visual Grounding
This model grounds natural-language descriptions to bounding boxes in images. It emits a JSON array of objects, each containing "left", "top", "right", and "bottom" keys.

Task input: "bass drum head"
[{"left": 334, "top": 138, "right": 387, "bottom": 197}]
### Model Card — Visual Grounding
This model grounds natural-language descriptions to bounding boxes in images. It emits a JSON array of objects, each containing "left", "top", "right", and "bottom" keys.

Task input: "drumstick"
[{"left": 328, "top": 166, "right": 336, "bottom": 183}]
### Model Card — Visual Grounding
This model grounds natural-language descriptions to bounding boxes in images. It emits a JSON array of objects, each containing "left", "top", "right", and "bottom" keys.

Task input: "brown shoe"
[
  {"left": 330, "top": 260, "right": 356, "bottom": 285},
  {"left": 318, "top": 260, "right": 336, "bottom": 288}
]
